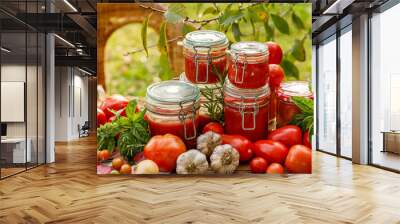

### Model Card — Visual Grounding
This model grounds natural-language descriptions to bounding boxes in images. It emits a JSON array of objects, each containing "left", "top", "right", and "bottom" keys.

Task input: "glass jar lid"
[
  {"left": 230, "top": 41, "right": 268, "bottom": 61},
  {"left": 146, "top": 80, "right": 200, "bottom": 114},
  {"left": 224, "top": 78, "right": 270, "bottom": 101},
  {"left": 183, "top": 30, "right": 228, "bottom": 49},
  {"left": 278, "top": 81, "right": 312, "bottom": 97}
]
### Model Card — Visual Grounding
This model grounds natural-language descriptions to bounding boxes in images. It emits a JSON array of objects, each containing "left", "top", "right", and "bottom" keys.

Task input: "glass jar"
[
  {"left": 276, "top": 81, "right": 313, "bottom": 128},
  {"left": 224, "top": 78, "right": 271, "bottom": 141},
  {"left": 145, "top": 80, "right": 200, "bottom": 147},
  {"left": 227, "top": 41, "right": 269, "bottom": 89},
  {"left": 179, "top": 72, "right": 222, "bottom": 130},
  {"left": 183, "top": 30, "right": 228, "bottom": 84}
]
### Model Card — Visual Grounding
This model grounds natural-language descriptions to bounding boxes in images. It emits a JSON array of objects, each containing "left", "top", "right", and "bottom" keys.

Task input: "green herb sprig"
[{"left": 289, "top": 96, "right": 314, "bottom": 141}]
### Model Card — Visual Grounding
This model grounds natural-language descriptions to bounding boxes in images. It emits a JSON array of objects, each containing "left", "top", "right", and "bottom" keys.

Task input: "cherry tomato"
[
  {"left": 97, "top": 108, "right": 107, "bottom": 127},
  {"left": 253, "top": 140, "right": 288, "bottom": 165},
  {"left": 250, "top": 157, "right": 268, "bottom": 173},
  {"left": 120, "top": 164, "right": 132, "bottom": 174},
  {"left": 112, "top": 157, "right": 125, "bottom": 171},
  {"left": 100, "top": 95, "right": 129, "bottom": 119},
  {"left": 303, "top": 130, "right": 312, "bottom": 149},
  {"left": 98, "top": 150, "right": 111, "bottom": 161},
  {"left": 269, "top": 64, "right": 285, "bottom": 90},
  {"left": 203, "top": 122, "right": 224, "bottom": 135},
  {"left": 266, "top": 163, "right": 284, "bottom": 174},
  {"left": 144, "top": 134, "right": 186, "bottom": 172},
  {"left": 285, "top": 145, "right": 312, "bottom": 173},
  {"left": 222, "top": 134, "right": 254, "bottom": 162},
  {"left": 268, "top": 125, "right": 303, "bottom": 149},
  {"left": 266, "top": 42, "right": 283, "bottom": 64}
]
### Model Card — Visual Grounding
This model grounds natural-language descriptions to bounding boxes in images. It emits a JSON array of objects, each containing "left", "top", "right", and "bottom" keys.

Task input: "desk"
[
  {"left": 1, "top": 138, "right": 31, "bottom": 163},
  {"left": 381, "top": 131, "right": 400, "bottom": 154}
]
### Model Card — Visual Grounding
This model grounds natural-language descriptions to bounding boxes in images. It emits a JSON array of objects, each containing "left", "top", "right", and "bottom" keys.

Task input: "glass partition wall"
[
  {"left": 370, "top": 3, "right": 400, "bottom": 172},
  {"left": 315, "top": 25, "right": 353, "bottom": 159},
  {"left": 0, "top": 3, "right": 46, "bottom": 179}
]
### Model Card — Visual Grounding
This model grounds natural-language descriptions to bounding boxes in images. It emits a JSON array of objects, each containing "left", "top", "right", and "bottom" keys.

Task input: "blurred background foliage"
[{"left": 105, "top": 3, "right": 312, "bottom": 97}]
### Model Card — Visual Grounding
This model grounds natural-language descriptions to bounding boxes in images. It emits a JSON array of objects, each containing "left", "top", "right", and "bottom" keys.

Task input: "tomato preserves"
[
  {"left": 145, "top": 80, "right": 200, "bottom": 147},
  {"left": 276, "top": 81, "right": 313, "bottom": 127},
  {"left": 227, "top": 41, "right": 269, "bottom": 89},
  {"left": 223, "top": 79, "right": 271, "bottom": 142},
  {"left": 183, "top": 30, "right": 228, "bottom": 84}
]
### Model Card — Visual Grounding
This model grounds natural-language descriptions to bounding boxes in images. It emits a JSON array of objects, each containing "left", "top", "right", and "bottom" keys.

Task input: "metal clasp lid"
[
  {"left": 239, "top": 96, "right": 259, "bottom": 131},
  {"left": 194, "top": 46, "right": 212, "bottom": 84},
  {"left": 178, "top": 100, "right": 198, "bottom": 140},
  {"left": 233, "top": 54, "right": 247, "bottom": 84}
]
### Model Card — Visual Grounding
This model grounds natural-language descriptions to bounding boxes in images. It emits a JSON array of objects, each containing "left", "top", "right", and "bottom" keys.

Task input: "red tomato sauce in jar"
[
  {"left": 145, "top": 80, "right": 201, "bottom": 147},
  {"left": 146, "top": 115, "right": 199, "bottom": 148},
  {"left": 223, "top": 79, "right": 271, "bottom": 142},
  {"left": 227, "top": 41, "right": 269, "bottom": 89},
  {"left": 183, "top": 30, "right": 228, "bottom": 84},
  {"left": 276, "top": 81, "right": 313, "bottom": 127}
]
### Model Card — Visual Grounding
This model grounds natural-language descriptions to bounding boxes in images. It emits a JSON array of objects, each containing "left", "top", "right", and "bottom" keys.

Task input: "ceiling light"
[
  {"left": 1, "top": 47, "right": 11, "bottom": 53},
  {"left": 323, "top": 0, "right": 354, "bottom": 15},
  {"left": 78, "top": 67, "right": 93, "bottom": 76},
  {"left": 54, "top": 34, "right": 75, "bottom": 48},
  {"left": 63, "top": 0, "right": 78, "bottom": 12}
]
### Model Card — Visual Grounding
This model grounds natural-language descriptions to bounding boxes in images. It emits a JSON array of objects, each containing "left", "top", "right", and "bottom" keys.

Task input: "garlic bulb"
[
  {"left": 210, "top": 144, "right": 239, "bottom": 174},
  {"left": 176, "top": 149, "right": 209, "bottom": 174},
  {"left": 197, "top": 131, "right": 222, "bottom": 157}
]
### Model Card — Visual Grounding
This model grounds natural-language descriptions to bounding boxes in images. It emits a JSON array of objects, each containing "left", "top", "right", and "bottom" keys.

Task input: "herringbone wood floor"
[{"left": 0, "top": 136, "right": 399, "bottom": 224}]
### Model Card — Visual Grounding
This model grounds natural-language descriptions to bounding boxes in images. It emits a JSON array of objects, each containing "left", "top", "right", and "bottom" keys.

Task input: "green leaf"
[
  {"left": 164, "top": 4, "right": 186, "bottom": 23},
  {"left": 219, "top": 8, "right": 244, "bottom": 27},
  {"left": 264, "top": 21, "right": 274, "bottom": 41},
  {"left": 270, "top": 14, "right": 289, "bottom": 34},
  {"left": 292, "top": 40, "right": 306, "bottom": 62},
  {"left": 125, "top": 100, "right": 138, "bottom": 119},
  {"left": 292, "top": 12, "right": 305, "bottom": 29},
  {"left": 141, "top": 13, "right": 151, "bottom": 57},
  {"left": 182, "top": 23, "right": 196, "bottom": 35},
  {"left": 232, "top": 23, "right": 241, "bottom": 41},
  {"left": 281, "top": 59, "right": 299, "bottom": 79},
  {"left": 203, "top": 6, "right": 218, "bottom": 16},
  {"left": 292, "top": 96, "right": 314, "bottom": 114},
  {"left": 158, "top": 22, "right": 168, "bottom": 55}
]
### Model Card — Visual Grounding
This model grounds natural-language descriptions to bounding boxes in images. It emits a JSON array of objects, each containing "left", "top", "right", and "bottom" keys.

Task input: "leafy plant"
[
  {"left": 96, "top": 100, "right": 150, "bottom": 161},
  {"left": 289, "top": 96, "right": 314, "bottom": 141}
]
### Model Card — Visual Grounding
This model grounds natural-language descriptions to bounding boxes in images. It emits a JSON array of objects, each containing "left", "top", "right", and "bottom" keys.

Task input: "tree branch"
[{"left": 123, "top": 36, "right": 182, "bottom": 56}]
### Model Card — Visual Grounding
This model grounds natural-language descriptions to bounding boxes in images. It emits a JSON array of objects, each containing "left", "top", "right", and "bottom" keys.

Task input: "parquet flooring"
[{"left": 0, "top": 136, "right": 400, "bottom": 224}]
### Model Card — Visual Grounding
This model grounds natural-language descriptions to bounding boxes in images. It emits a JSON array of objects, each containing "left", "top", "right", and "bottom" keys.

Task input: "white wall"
[{"left": 54, "top": 67, "right": 89, "bottom": 141}]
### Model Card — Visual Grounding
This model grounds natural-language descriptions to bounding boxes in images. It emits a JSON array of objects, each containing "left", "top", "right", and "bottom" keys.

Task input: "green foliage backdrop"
[{"left": 105, "top": 3, "right": 312, "bottom": 97}]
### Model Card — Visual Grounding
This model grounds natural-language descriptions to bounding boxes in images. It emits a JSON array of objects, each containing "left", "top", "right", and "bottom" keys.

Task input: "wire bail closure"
[
  {"left": 239, "top": 96, "right": 259, "bottom": 131},
  {"left": 233, "top": 54, "right": 247, "bottom": 84},
  {"left": 178, "top": 100, "right": 197, "bottom": 140},
  {"left": 194, "top": 46, "right": 212, "bottom": 84}
]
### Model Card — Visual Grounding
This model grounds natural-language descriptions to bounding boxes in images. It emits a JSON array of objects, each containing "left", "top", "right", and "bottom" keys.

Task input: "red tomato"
[
  {"left": 253, "top": 140, "right": 288, "bottom": 165},
  {"left": 203, "top": 122, "right": 224, "bottom": 135},
  {"left": 97, "top": 108, "right": 107, "bottom": 127},
  {"left": 98, "top": 150, "right": 111, "bottom": 161},
  {"left": 112, "top": 157, "right": 125, "bottom": 171},
  {"left": 266, "top": 163, "right": 284, "bottom": 174},
  {"left": 266, "top": 42, "right": 283, "bottom": 64},
  {"left": 100, "top": 95, "right": 129, "bottom": 119},
  {"left": 144, "top": 134, "right": 186, "bottom": 172},
  {"left": 303, "top": 130, "right": 312, "bottom": 149},
  {"left": 250, "top": 157, "right": 268, "bottom": 173},
  {"left": 285, "top": 145, "right": 312, "bottom": 173},
  {"left": 120, "top": 164, "right": 132, "bottom": 174},
  {"left": 268, "top": 125, "right": 302, "bottom": 149},
  {"left": 222, "top": 134, "right": 254, "bottom": 162},
  {"left": 269, "top": 64, "right": 285, "bottom": 89}
]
